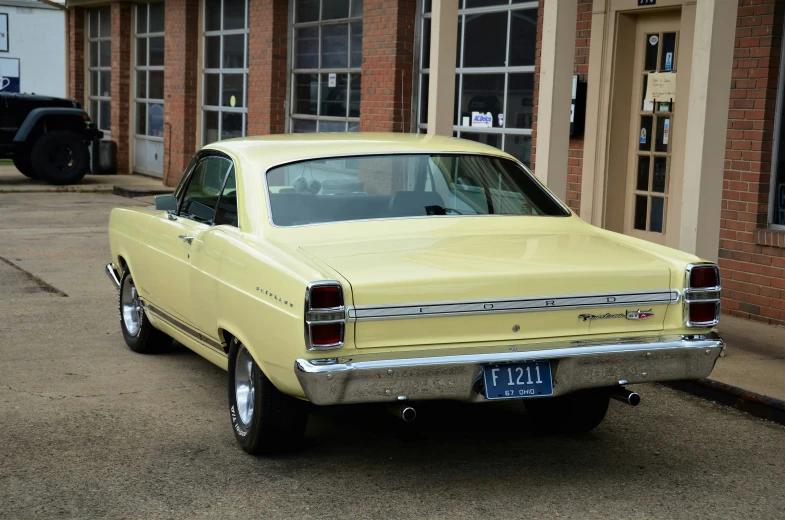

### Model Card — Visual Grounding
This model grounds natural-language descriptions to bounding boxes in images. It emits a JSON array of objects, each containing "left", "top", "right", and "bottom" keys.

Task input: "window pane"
[
  {"left": 350, "top": 23, "right": 362, "bottom": 68},
  {"left": 292, "top": 119, "right": 317, "bottom": 133},
  {"left": 148, "top": 103, "right": 164, "bottom": 137},
  {"left": 221, "top": 112, "right": 243, "bottom": 140},
  {"left": 136, "top": 70, "right": 147, "bottom": 98},
  {"left": 661, "top": 32, "right": 676, "bottom": 71},
  {"left": 90, "top": 71, "right": 99, "bottom": 96},
  {"left": 461, "top": 132, "right": 500, "bottom": 149},
  {"left": 637, "top": 155, "right": 650, "bottom": 191},
  {"left": 639, "top": 115, "right": 653, "bottom": 152},
  {"left": 215, "top": 167, "right": 238, "bottom": 227},
  {"left": 320, "top": 73, "right": 348, "bottom": 117},
  {"left": 504, "top": 135, "right": 532, "bottom": 166},
  {"left": 136, "top": 4, "right": 148, "bottom": 34},
  {"left": 100, "top": 41, "right": 111, "bottom": 67},
  {"left": 459, "top": 74, "right": 504, "bottom": 128},
  {"left": 655, "top": 116, "right": 670, "bottom": 153},
  {"left": 421, "top": 18, "right": 431, "bottom": 69},
  {"left": 100, "top": 101, "right": 111, "bottom": 131},
  {"left": 423, "top": 0, "right": 431, "bottom": 13},
  {"left": 293, "top": 73, "right": 318, "bottom": 115},
  {"left": 204, "top": 111, "right": 219, "bottom": 144},
  {"left": 420, "top": 74, "right": 429, "bottom": 125},
  {"left": 149, "top": 37, "right": 164, "bottom": 66},
  {"left": 205, "top": 36, "right": 221, "bottom": 69},
  {"left": 149, "top": 70, "right": 164, "bottom": 99},
  {"left": 650, "top": 197, "right": 664, "bottom": 233},
  {"left": 350, "top": 0, "right": 363, "bottom": 17},
  {"left": 322, "top": 0, "right": 349, "bottom": 20},
  {"left": 645, "top": 33, "right": 659, "bottom": 71},
  {"left": 99, "top": 7, "right": 111, "bottom": 38},
  {"left": 136, "top": 103, "right": 146, "bottom": 135},
  {"left": 319, "top": 120, "right": 347, "bottom": 132},
  {"left": 322, "top": 24, "right": 349, "bottom": 68},
  {"left": 223, "top": 34, "right": 245, "bottom": 68},
  {"left": 653, "top": 156, "right": 667, "bottom": 193},
  {"left": 456, "top": 17, "right": 462, "bottom": 67},
  {"left": 509, "top": 9, "right": 537, "bottom": 67},
  {"left": 100, "top": 71, "right": 111, "bottom": 97},
  {"left": 149, "top": 2, "right": 164, "bottom": 32},
  {"left": 89, "top": 42, "right": 98, "bottom": 67},
  {"left": 205, "top": 0, "right": 221, "bottom": 31},
  {"left": 634, "top": 195, "right": 647, "bottom": 230},
  {"left": 181, "top": 158, "right": 230, "bottom": 219},
  {"left": 222, "top": 74, "right": 244, "bottom": 107},
  {"left": 223, "top": 0, "right": 246, "bottom": 30},
  {"left": 295, "top": 27, "right": 319, "bottom": 69},
  {"left": 466, "top": 0, "right": 507, "bottom": 6},
  {"left": 136, "top": 38, "right": 147, "bottom": 66},
  {"left": 349, "top": 73, "right": 361, "bottom": 117},
  {"left": 89, "top": 10, "right": 99, "bottom": 38},
  {"left": 463, "top": 12, "right": 507, "bottom": 68},
  {"left": 90, "top": 99, "right": 99, "bottom": 123},
  {"left": 204, "top": 73, "right": 220, "bottom": 106},
  {"left": 348, "top": 121, "right": 359, "bottom": 132},
  {"left": 295, "top": 0, "right": 319, "bottom": 22},
  {"left": 505, "top": 74, "right": 534, "bottom": 129}
]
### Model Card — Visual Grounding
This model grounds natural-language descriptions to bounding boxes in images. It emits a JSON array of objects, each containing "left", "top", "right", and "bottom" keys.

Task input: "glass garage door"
[{"left": 134, "top": 2, "right": 165, "bottom": 177}]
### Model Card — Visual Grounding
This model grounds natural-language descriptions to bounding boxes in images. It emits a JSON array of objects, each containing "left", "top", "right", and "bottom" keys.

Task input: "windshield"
[{"left": 265, "top": 154, "right": 569, "bottom": 226}]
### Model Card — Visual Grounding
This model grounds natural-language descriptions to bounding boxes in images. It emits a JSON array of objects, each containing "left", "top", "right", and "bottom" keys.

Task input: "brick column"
[
  {"left": 163, "top": 0, "right": 200, "bottom": 186},
  {"left": 360, "top": 0, "right": 416, "bottom": 132},
  {"left": 110, "top": 1, "right": 132, "bottom": 174},
  {"left": 247, "top": 0, "right": 288, "bottom": 135},
  {"left": 67, "top": 7, "right": 86, "bottom": 104}
]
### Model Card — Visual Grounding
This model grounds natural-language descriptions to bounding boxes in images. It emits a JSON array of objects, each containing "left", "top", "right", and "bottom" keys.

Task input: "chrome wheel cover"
[
  {"left": 234, "top": 345, "right": 255, "bottom": 426},
  {"left": 121, "top": 275, "right": 143, "bottom": 337}
]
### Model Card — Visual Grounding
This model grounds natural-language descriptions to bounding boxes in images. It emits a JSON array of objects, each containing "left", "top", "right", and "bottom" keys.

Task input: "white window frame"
[
  {"left": 88, "top": 7, "right": 112, "bottom": 134},
  {"left": 134, "top": 2, "right": 165, "bottom": 142},
  {"left": 416, "top": 0, "right": 537, "bottom": 164},
  {"left": 202, "top": 0, "right": 249, "bottom": 145},
  {"left": 288, "top": 0, "right": 363, "bottom": 133}
]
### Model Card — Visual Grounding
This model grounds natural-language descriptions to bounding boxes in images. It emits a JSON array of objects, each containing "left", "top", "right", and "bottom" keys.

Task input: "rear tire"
[
  {"left": 228, "top": 338, "right": 307, "bottom": 455},
  {"left": 525, "top": 389, "right": 610, "bottom": 434},
  {"left": 119, "top": 268, "right": 171, "bottom": 354},
  {"left": 13, "top": 152, "right": 38, "bottom": 179},
  {"left": 30, "top": 131, "right": 89, "bottom": 185}
]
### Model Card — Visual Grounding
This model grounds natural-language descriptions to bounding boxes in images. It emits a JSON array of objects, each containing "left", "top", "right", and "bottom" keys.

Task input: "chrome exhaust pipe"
[
  {"left": 610, "top": 386, "right": 641, "bottom": 407},
  {"left": 388, "top": 403, "right": 417, "bottom": 422}
]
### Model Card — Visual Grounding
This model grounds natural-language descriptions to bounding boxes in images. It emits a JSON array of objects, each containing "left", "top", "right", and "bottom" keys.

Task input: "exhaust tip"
[
  {"left": 628, "top": 392, "right": 641, "bottom": 407},
  {"left": 401, "top": 406, "right": 416, "bottom": 422},
  {"left": 610, "top": 386, "right": 641, "bottom": 407}
]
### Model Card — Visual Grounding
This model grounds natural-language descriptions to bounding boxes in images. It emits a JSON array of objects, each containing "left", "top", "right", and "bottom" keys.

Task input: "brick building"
[{"left": 63, "top": 0, "right": 785, "bottom": 327}]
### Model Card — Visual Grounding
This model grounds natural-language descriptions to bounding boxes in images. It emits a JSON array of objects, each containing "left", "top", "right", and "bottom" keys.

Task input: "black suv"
[{"left": 0, "top": 92, "right": 103, "bottom": 185}]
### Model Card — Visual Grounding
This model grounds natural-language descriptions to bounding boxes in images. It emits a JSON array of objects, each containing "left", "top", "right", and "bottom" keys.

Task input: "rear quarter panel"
[{"left": 108, "top": 207, "right": 156, "bottom": 300}]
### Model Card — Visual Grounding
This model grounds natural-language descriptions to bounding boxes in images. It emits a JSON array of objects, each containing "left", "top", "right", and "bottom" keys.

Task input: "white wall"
[{"left": 0, "top": 2, "right": 65, "bottom": 97}]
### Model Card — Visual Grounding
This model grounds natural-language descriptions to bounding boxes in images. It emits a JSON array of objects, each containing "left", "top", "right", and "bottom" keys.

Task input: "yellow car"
[{"left": 105, "top": 133, "right": 723, "bottom": 455}]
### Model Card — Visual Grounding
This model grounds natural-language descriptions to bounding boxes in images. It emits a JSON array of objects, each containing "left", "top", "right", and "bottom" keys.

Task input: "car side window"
[
  {"left": 179, "top": 156, "right": 232, "bottom": 223},
  {"left": 214, "top": 166, "right": 238, "bottom": 227}
]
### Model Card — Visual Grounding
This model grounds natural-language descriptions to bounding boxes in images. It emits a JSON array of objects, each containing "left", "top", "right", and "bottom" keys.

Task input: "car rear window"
[{"left": 265, "top": 154, "right": 570, "bottom": 226}]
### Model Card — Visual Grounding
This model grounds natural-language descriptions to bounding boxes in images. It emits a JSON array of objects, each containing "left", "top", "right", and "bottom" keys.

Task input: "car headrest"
[{"left": 387, "top": 191, "right": 445, "bottom": 217}]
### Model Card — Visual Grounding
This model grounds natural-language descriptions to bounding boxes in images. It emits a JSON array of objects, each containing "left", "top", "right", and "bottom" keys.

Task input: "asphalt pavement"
[{"left": 1, "top": 192, "right": 784, "bottom": 520}]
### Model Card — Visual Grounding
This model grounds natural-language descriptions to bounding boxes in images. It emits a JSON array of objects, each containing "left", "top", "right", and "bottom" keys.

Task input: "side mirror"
[{"left": 154, "top": 195, "right": 177, "bottom": 212}]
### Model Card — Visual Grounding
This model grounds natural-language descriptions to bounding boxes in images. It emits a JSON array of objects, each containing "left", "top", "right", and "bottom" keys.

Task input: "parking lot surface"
[{"left": 1, "top": 192, "right": 784, "bottom": 520}]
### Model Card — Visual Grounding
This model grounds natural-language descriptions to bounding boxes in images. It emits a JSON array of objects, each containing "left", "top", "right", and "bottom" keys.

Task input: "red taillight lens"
[
  {"left": 310, "top": 286, "right": 342, "bottom": 309},
  {"left": 310, "top": 323, "right": 343, "bottom": 346},
  {"left": 690, "top": 266, "right": 718, "bottom": 288},
  {"left": 689, "top": 302, "right": 717, "bottom": 324}
]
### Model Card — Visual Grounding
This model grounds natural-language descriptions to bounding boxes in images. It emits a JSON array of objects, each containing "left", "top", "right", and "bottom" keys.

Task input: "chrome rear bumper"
[{"left": 294, "top": 333, "right": 723, "bottom": 405}]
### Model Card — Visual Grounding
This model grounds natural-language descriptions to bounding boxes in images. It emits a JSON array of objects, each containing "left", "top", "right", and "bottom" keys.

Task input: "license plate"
[{"left": 483, "top": 361, "right": 553, "bottom": 400}]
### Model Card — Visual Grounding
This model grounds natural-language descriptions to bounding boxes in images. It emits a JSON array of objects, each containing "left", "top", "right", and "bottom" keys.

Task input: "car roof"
[{"left": 203, "top": 132, "right": 516, "bottom": 171}]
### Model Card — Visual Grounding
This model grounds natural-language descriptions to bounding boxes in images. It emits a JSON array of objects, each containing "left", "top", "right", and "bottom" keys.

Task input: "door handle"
[{"left": 178, "top": 235, "right": 194, "bottom": 245}]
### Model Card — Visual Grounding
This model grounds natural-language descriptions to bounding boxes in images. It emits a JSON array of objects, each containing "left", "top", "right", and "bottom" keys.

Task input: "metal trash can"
[{"left": 91, "top": 138, "right": 116, "bottom": 174}]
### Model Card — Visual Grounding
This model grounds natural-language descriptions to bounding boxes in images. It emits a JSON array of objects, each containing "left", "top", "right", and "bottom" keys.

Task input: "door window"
[
  {"left": 214, "top": 166, "right": 239, "bottom": 227},
  {"left": 179, "top": 156, "right": 233, "bottom": 222}
]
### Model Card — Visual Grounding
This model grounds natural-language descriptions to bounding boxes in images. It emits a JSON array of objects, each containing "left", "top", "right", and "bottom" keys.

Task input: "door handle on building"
[{"left": 178, "top": 235, "right": 194, "bottom": 245}]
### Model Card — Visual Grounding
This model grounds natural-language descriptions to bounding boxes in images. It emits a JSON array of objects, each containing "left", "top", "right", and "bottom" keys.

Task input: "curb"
[
  {"left": 112, "top": 186, "right": 173, "bottom": 198},
  {"left": 0, "top": 186, "right": 116, "bottom": 194},
  {"left": 664, "top": 379, "right": 785, "bottom": 426}
]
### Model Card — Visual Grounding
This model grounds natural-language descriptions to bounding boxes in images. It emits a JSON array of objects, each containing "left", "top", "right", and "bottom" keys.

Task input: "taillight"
[
  {"left": 305, "top": 281, "right": 346, "bottom": 350},
  {"left": 684, "top": 263, "right": 721, "bottom": 327}
]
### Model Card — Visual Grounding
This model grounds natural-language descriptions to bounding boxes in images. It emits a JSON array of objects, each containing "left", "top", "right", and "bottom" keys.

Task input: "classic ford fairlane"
[{"left": 106, "top": 134, "right": 723, "bottom": 455}]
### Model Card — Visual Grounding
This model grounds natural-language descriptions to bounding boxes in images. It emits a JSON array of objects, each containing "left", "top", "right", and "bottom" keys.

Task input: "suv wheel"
[
  {"left": 12, "top": 152, "right": 38, "bottom": 179},
  {"left": 31, "top": 131, "right": 89, "bottom": 185}
]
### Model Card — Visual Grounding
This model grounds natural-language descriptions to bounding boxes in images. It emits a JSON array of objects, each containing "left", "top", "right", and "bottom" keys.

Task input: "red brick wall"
[
  {"left": 67, "top": 7, "right": 85, "bottom": 104},
  {"left": 110, "top": 2, "right": 132, "bottom": 174},
  {"left": 247, "top": 0, "right": 288, "bottom": 135},
  {"left": 163, "top": 0, "right": 200, "bottom": 187},
  {"left": 530, "top": 0, "right": 592, "bottom": 214},
  {"left": 360, "top": 0, "right": 416, "bottom": 132},
  {"left": 718, "top": 0, "right": 785, "bottom": 326}
]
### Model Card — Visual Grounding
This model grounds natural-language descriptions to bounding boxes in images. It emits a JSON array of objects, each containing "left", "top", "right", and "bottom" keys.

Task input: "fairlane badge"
[{"left": 578, "top": 313, "right": 625, "bottom": 322}]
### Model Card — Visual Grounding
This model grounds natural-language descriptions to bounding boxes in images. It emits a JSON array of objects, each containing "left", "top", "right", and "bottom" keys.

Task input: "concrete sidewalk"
[{"left": 0, "top": 164, "right": 170, "bottom": 195}]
